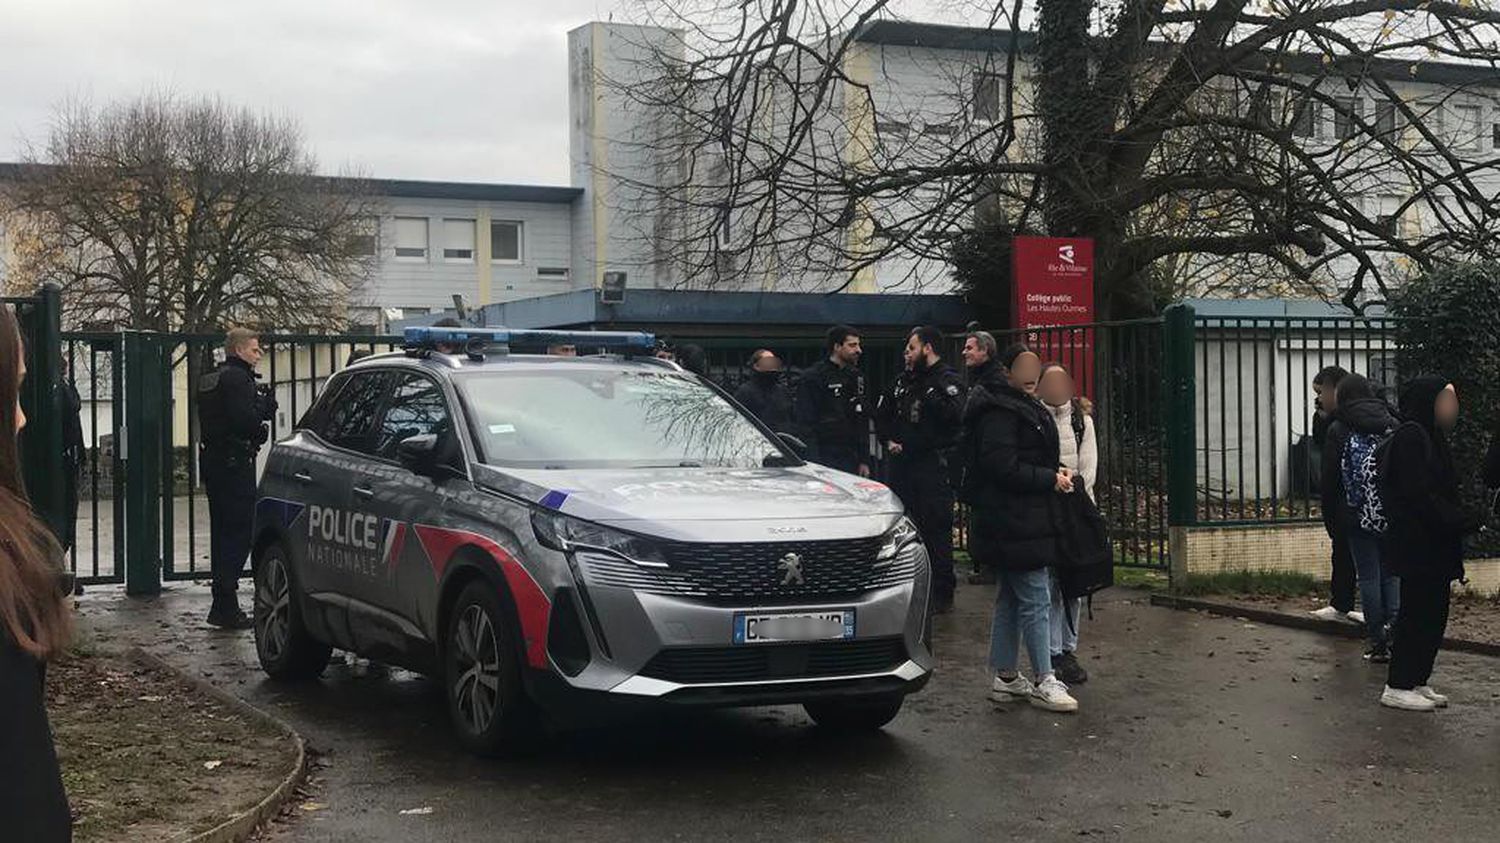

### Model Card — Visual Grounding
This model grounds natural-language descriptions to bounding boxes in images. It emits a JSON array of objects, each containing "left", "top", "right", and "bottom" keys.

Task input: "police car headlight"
[
  {"left": 877, "top": 517, "right": 922, "bottom": 561},
  {"left": 530, "top": 510, "right": 670, "bottom": 568}
]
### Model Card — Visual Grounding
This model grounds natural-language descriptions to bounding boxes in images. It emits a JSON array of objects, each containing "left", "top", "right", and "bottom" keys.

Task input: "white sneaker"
[
  {"left": 1029, "top": 675, "right": 1079, "bottom": 713},
  {"left": 1310, "top": 605, "right": 1360, "bottom": 624},
  {"left": 990, "top": 674, "right": 1034, "bottom": 702},
  {"left": 1380, "top": 686, "right": 1437, "bottom": 712},
  {"left": 1415, "top": 686, "right": 1450, "bottom": 708}
]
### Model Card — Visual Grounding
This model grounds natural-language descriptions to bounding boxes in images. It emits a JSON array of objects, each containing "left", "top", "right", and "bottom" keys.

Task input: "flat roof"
[
  {"left": 405, "top": 288, "right": 974, "bottom": 333},
  {"left": 852, "top": 20, "right": 1500, "bottom": 88},
  {"left": 0, "top": 162, "right": 581, "bottom": 204},
  {"left": 1182, "top": 298, "right": 1388, "bottom": 319}
]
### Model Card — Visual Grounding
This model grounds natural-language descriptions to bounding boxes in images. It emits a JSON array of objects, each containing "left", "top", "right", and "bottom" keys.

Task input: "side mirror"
[
  {"left": 775, "top": 432, "right": 809, "bottom": 457},
  {"left": 396, "top": 433, "right": 440, "bottom": 475}
]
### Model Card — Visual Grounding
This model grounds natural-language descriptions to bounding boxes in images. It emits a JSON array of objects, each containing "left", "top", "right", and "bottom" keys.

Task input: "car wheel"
[
  {"left": 444, "top": 580, "right": 536, "bottom": 756},
  {"left": 803, "top": 695, "right": 906, "bottom": 732},
  {"left": 253, "top": 543, "right": 332, "bottom": 680}
]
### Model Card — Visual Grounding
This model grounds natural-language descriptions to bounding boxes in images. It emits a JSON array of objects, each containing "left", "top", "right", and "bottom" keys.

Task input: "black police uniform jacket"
[
  {"left": 198, "top": 357, "right": 270, "bottom": 460},
  {"left": 793, "top": 359, "right": 868, "bottom": 467},
  {"left": 960, "top": 363, "right": 1063, "bottom": 571},
  {"left": 876, "top": 362, "right": 965, "bottom": 462}
]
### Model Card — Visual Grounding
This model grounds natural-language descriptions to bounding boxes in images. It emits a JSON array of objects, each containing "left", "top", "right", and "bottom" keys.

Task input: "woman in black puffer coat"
[{"left": 960, "top": 336, "right": 1077, "bottom": 713}]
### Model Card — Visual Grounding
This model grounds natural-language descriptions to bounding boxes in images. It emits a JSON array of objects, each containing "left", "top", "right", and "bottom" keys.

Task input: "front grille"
[
  {"left": 640, "top": 638, "right": 907, "bottom": 685},
  {"left": 575, "top": 536, "right": 923, "bottom": 604}
]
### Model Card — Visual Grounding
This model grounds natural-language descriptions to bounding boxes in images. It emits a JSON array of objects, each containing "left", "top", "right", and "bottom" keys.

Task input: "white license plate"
[{"left": 732, "top": 610, "right": 855, "bottom": 644}]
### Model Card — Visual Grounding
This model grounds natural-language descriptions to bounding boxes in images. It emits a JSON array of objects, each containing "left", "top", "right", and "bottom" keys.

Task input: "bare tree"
[
  {"left": 593, "top": 1, "right": 1500, "bottom": 318},
  {"left": 3, "top": 93, "right": 376, "bottom": 332}
]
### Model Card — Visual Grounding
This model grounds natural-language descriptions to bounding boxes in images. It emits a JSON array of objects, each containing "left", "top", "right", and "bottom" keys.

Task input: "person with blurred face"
[
  {"left": 734, "top": 349, "right": 792, "bottom": 432},
  {"left": 1036, "top": 363, "right": 1096, "bottom": 685},
  {"left": 0, "top": 305, "right": 75, "bottom": 841},
  {"left": 548, "top": 344, "right": 578, "bottom": 357},
  {"left": 875, "top": 327, "right": 965, "bottom": 613},
  {"left": 1310, "top": 365, "right": 1358, "bottom": 624},
  {"left": 1379, "top": 378, "right": 1478, "bottom": 712},
  {"left": 959, "top": 340, "right": 1078, "bottom": 713},
  {"left": 792, "top": 325, "right": 871, "bottom": 477}
]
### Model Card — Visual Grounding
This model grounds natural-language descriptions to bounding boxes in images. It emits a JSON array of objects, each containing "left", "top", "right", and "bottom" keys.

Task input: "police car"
[{"left": 251, "top": 326, "right": 933, "bottom": 755}]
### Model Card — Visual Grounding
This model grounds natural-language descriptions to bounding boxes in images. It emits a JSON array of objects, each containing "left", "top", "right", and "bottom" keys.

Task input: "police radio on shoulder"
[{"left": 402, "top": 326, "right": 656, "bottom": 360}]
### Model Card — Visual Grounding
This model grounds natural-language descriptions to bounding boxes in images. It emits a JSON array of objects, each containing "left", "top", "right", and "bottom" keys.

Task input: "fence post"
[
  {"left": 1162, "top": 303, "right": 1197, "bottom": 583},
  {"left": 15, "top": 284, "right": 67, "bottom": 542},
  {"left": 122, "top": 330, "right": 165, "bottom": 595}
]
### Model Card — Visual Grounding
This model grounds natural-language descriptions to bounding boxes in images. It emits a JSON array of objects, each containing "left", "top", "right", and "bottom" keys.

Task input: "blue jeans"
[
  {"left": 1348, "top": 528, "right": 1399, "bottom": 647},
  {"left": 989, "top": 567, "right": 1053, "bottom": 678},
  {"left": 1048, "top": 570, "right": 1082, "bottom": 656}
]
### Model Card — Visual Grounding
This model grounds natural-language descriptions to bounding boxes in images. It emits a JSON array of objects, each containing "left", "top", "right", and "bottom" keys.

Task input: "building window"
[
  {"left": 1292, "top": 100, "right": 1319, "bottom": 138},
  {"left": 490, "top": 221, "right": 522, "bottom": 263},
  {"left": 972, "top": 72, "right": 1004, "bottom": 123},
  {"left": 344, "top": 218, "right": 378, "bottom": 257},
  {"left": 394, "top": 217, "right": 428, "bottom": 260},
  {"left": 1452, "top": 104, "right": 1482, "bottom": 151},
  {"left": 536, "top": 267, "right": 570, "bottom": 279},
  {"left": 1374, "top": 195, "right": 1403, "bottom": 237},
  {"left": 442, "top": 218, "right": 475, "bottom": 262},
  {"left": 401, "top": 307, "right": 430, "bottom": 319},
  {"left": 1493, "top": 122, "right": 1500, "bottom": 150},
  {"left": 1334, "top": 97, "right": 1363, "bottom": 140},
  {"left": 1373, "top": 100, "right": 1397, "bottom": 136}
]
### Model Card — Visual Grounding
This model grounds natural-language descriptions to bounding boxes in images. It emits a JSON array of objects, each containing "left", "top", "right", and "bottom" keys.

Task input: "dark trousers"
[
  {"left": 889, "top": 456, "right": 956, "bottom": 603},
  {"left": 1329, "top": 530, "right": 1356, "bottom": 613},
  {"left": 201, "top": 452, "right": 256, "bottom": 614},
  {"left": 1387, "top": 575, "right": 1452, "bottom": 690}
]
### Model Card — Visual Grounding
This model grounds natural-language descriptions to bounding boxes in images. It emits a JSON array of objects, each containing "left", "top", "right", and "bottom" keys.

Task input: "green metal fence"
[{"left": 1186, "top": 311, "right": 1400, "bottom": 526}]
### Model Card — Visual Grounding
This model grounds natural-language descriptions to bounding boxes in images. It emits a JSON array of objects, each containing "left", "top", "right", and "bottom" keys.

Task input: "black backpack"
[{"left": 1055, "top": 488, "right": 1114, "bottom": 600}]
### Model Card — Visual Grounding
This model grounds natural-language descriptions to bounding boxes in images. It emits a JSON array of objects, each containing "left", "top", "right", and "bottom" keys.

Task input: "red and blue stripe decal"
[{"left": 411, "top": 525, "right": 552, "bottom": 669}]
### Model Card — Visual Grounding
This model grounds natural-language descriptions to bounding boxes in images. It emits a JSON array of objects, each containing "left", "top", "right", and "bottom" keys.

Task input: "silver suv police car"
[{"left": 251, "top": 327, "right": 933, "bottom": 755}]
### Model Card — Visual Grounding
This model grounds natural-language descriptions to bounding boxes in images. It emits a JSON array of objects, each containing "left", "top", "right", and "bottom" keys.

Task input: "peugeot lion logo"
[
  {"left": 1057, "top": 244, "right": 1076, "bottom": 264},
  {"left": 776, "top": 552, "right": 806, "bottom": 586}
]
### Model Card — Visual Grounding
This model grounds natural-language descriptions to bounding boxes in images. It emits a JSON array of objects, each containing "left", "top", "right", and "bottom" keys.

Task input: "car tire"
[
  {"left": 444, "top": 579, "right": 537, "bottom": 757},
  {"left": 253, "top": 543, "right": 332, "bottom": 680},
  {"left": 803, "top": 694, "right": 906, "bottom": 732}
]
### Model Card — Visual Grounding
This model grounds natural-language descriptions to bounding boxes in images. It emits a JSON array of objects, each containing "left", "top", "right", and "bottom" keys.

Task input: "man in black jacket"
[
  {"left": 793, "top": 325, "right": 870, "bottom": 476},
  {"left": 1310, "top": 365, "right": 1358, "bottom": 624},
  {"left": 198, "top": 327, "right": 277, "bottom": 629},
  {"left": 877, "top": 326, "right": 965, "bottom": 612},
  {"left": 734, "top": 349, "right": 793, "bottom": 432}
]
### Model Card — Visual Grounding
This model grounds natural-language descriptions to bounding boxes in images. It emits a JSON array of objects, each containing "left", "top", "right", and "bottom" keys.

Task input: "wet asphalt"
[{"left": 78, "top": 582, "right": 1499, "bottom": 842}]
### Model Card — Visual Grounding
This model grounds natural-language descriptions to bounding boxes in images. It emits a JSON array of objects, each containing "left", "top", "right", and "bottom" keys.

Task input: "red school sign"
[{"left": 1011, "top": 236, "right": 1096, "bottom": 394}]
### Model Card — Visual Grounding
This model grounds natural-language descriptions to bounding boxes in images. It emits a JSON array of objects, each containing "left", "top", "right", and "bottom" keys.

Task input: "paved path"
[{"left": 78, "top": 583, "right": 1498, "bottom": 842}]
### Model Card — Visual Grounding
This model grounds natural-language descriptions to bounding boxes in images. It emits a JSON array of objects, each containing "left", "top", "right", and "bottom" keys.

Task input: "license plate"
[{"left": 732, "top": 609, "right": 855, "bottom": 644}]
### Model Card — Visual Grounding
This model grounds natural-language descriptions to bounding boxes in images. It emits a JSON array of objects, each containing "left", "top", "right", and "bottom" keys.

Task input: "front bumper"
[{"left": 528, "top": 548, "right": 934, "bottom": 722}]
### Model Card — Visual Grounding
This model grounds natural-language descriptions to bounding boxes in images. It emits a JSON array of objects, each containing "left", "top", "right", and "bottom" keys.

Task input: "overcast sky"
[
  {"left": 0, "top": 1, "right": 985, "bottom": 186},
  {"left": 0, "top": 0, "right": 633, "bottom": 185}
]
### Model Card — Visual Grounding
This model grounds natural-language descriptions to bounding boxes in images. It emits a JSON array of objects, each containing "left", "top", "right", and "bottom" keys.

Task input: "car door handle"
[
  {"left": 293, "top": 472, "right": 313, "bottom": 483},
  {"left": 353, "top": 486, "right": 374, "bottom": 499}
]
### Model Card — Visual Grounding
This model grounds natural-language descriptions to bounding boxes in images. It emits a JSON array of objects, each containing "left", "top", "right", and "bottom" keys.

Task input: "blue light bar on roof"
[{"left": 402, "top": 326, "right": 656, "bottom": 353}]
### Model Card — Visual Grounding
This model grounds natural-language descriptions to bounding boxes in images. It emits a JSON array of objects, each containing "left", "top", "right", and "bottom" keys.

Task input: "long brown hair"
[{"left": 0, "top": 304, "right": 72, "bottom": 658}]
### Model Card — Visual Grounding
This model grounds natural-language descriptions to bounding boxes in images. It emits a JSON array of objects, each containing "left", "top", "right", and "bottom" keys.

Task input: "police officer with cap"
[
  {"left": 198, "top": 327, "right": 276, "bottom": 629},
  {"left": 877, "top": 326, "right": 965, "bottom": 612},
  {"left": 794, "top": 325, "right": 870, "bottom": 476}
]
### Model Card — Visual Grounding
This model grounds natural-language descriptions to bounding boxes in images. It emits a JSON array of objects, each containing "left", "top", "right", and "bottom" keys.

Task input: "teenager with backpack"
[
  {"left": 1037, "top": 363, "right": 1097, "bottom": 685},
  {"left": 961, "top": 337, "right": 1078, "bottom": 713},
  {"left": 1320, "top": 374, "right": 1401, "bottom": 662},
  {"left": 1379, "top": 377, "right": 1479, "bottom": 712}
]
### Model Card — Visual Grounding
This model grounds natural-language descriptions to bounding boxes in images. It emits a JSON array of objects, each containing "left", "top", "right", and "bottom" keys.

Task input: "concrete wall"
[{"left": 1170, "top": 523, "right": 1500, "bottom": 597}]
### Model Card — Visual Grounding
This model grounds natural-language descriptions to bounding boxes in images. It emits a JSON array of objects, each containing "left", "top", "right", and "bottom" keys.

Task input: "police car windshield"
[{"left": 456, "top": 368, "right": 786, "bottom": 469}]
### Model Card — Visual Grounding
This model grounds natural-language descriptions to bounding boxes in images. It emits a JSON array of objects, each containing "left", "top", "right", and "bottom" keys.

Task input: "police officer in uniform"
[
  {"left": 198, "top": 327, "right": 276, "bottom": 629},
  {"left": 877, "top": 326, "right": 965, "bottom": 612},
  {"left": 794, "top": 325, "right": 870, "bottom": 476}
]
